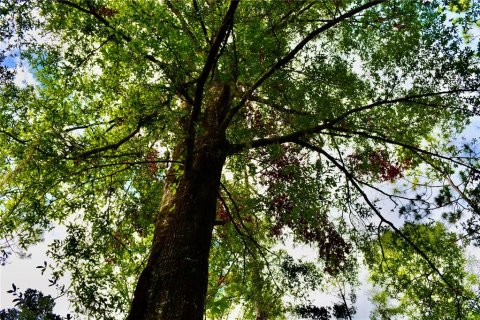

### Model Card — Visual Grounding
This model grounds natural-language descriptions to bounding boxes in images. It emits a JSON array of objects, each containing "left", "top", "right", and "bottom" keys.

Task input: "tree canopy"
[
  {"left": 0, "top": 287, "right": 64, "bottom": 320},
  {"left": 1, "top": 0, "right": 480, "bottom": 319}
]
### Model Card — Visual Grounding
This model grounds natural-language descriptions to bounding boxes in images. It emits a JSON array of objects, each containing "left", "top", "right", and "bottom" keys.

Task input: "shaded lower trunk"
[{"left": 127, "top": 140, "right": 227, "bottom": 320}]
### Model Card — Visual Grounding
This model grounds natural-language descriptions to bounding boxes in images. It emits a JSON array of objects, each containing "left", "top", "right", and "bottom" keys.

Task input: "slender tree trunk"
[{"left": 128, "top": 84, "right": 231, "bottom": 320}]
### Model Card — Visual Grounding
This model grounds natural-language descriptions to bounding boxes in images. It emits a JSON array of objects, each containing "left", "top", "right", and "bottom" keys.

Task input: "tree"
[
  {"left": 0, "top": 288, "right": 64, "bottom": 320},
  {"left": 365, "top": 223, "right": 480, "bottom": 319},
  {"left": 1, "top": 0, "right": 479, "bottom": 319}
]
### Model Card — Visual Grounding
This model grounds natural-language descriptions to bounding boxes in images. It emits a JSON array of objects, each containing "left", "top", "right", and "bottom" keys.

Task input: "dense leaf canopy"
[{"left": 1, "top": 0, "right": 480, "bottom": 319}]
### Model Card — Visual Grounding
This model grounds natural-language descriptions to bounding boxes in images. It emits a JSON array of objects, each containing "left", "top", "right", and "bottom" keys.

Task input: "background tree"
[
  {"left": 0, "top": 287, "right": 65, "bottom": 320},
  {"left": 1, "top": 0, "right": 480, "bottom": 319},
  {"left": 365, "top": 223, "right": 480, "bottom": 319}
]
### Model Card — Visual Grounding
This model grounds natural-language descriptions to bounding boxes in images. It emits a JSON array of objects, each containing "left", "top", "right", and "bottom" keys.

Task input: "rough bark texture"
[{"left": 127, "top": 85, "right": 231, "bottom": 320}]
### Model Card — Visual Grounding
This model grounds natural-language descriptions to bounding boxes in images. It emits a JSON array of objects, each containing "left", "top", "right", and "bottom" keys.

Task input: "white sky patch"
[
  {"left": 0, "top": 226, "right": 71, "bottom": 316},
  {"left": 13, "top": 60, "right": 37, "bottom": 87}
]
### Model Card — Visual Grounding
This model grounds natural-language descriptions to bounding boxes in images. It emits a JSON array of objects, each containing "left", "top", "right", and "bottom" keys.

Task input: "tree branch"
[
  {"left": 56, "top": 0, "right": 130, "bottom": 40},
  {"left": 73, "top": 159, "right": 180, "bottom": 173},
  {"left": 193, "top": 0, "right": 239, "bottom": 109},
  {"left": 328, "top": 127, "right": 479, "bottom": 172},
  {"left": 445, "top": 175, "right": 479, "bottom": 214},
  {"left": 192, "top": 0, "right": 211, "bottom": 45},
  {"left": 185, "top": 0, "right": 239, "bottom": 169},
  {"left": 56, "top": 0, "right": 195, "bottom": 103},
  {"left": 270, "top": 1, "right": 316, "bottom": 33},
  {"left": 248, "top": 94, "right": 312, "bottom": 116},
  {"left": 219, "top": 181, "right": 281, "bottom": 291},
  {"left": 72, "top": 124, "right": 141, "bottom": 159},
  {"left": 0, "top": 129, "right": 29, "bottom": 144},
  {"left": 63, "top": 119, "right": 116, "bottom": 133},
  {"left": 414, "top": 152, "right": 480, "bottom": 214},
  {"left": 228, "top": 88, "right": 478, "bottom": 154},
  {"left": 295, "top": 139, "right": 463, "bottom": 296},
  {"left": 322, "top": 89, "right": 477, "bottom": 128},
  {"left": 165, "top": 0, "right": 200, "bottom": 48},
  {"left": 217, "top": 193, "right": 255, "bottom": 258},
  {"left": 222, "top": 0, "right": 385, "bottom": 129}
]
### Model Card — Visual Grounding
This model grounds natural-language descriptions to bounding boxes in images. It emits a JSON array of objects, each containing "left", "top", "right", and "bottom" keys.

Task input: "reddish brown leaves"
[
  {"left": 349, "top": 149, "right": 412, "bottom": 182},
  {"left": 216, "top": 204, "right": 229, "bottom": 223},
  {"left": 145, "top": 149, "right": 159, "bottom": 178},
  {"left": 92, "top": 6, "right": 119, "bottom": 18},
  {"left": 262, "top": 144, "right": 302, "bottom": 184}
]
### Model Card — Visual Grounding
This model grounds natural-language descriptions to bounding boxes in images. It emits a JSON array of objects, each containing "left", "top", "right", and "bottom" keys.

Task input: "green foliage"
[
  {"left": 1, "top": 0, "right": 479, "bottom": 319},
  {"left": 365, "top": 223, "right": 480, "bottom": 319}
]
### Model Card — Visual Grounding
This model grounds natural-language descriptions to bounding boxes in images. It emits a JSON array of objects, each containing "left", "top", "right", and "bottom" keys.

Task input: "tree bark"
[
  {"left": 127, "top": 144, "right": 226, "bottom": 320},
  {"left": 127, "top": 85, "right": 231, "bottom": 320}
]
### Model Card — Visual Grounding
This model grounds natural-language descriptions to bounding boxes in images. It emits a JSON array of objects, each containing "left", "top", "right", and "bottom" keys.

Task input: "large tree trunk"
[
  {"left": 127, "top": 85, "right": 231, "bottom": 320},
  {"left": 127, "top": 144, "right": 226, "bottom": 320}
]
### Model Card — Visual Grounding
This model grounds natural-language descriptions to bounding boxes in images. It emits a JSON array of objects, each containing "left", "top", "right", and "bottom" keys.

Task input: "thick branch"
[
  {"left": 193, "top": 0, "right": 239, "bottom": 109},
  {"left": 229, "top": 88, "right": 478, "bottom": 153},
  {"left": 222, "top": 0, "right": 385, "bottom": 129},
  {"left": 185, "top": 0, "right": 239, "bottom": 169}
]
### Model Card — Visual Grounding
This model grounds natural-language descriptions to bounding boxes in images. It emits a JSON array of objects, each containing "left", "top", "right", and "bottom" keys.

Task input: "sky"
[{"left": 0, "top": 227, "right": 71, "bottom": 316}]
